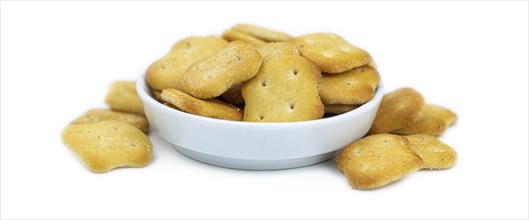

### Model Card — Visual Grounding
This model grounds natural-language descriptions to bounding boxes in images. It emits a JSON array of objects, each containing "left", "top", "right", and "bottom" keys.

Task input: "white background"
[{"left": 1, "top": 1, "right": 528, "bottom": 219}]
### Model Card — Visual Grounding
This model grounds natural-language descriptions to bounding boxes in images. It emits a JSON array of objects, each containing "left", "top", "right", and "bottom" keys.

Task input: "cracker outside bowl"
[{"left": 137, "top": 77, "right": 383, "bottom": 170}]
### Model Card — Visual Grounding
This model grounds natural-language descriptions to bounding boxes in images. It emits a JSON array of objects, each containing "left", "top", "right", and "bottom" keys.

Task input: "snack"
[
  {"left": 232, "top": 24, "right": 293, "bottom": 42},
  {"left": 62, "top": 121, "right": 152, "bottom": 173},
  {"left": 324, "top": 104, "right": 360, "bottom": 115},
  {"left": 291, "top": 33, "right": 371, "bottom": 73},
  {"left": 393, "top": 104, "right": 457, "bottom": 136},
  {"left": 405, "top": 134, "right": 457, "bottom": 169},
  {"left": 179, "top": 41, "right": 262, "bottom": 99},
  {"left": 146, "top": 36, "right": 228, "bottom": 90},
  {"left": 318, "top": 65, "right": 380, "bottom": 105},
  {"left": 222, "top": 29, "right": 266, "bottom": 47},
  {"left": 104, "top": 81, "right": 145, "bottom": 115},
  {"left": 70, "top": 109, "right": 149, "bottom": 133},
  {"left": 242, "top": 55, "right": 324, "bottom": 122},
  {"left": 368, "top": 87, "right": 425, "bottom": 135},
  {"left": 336, "top": 134, "right": 423, "bottom": 189},
  {"left": 161, "top": 88, "right": 243, "bottom": 121},
  {"left": 257, "top": 42, "right": 300, "bottom": 61}
]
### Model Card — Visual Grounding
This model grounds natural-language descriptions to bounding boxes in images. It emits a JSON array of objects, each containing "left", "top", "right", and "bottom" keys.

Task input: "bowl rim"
[{"left": 137, "top": 76, "right": 384, "bottom": 128}]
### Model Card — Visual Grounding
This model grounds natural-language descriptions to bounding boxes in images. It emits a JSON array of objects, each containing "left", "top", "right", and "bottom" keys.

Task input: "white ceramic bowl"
[{"left": 137, "top": 78, "right": 383, "bottom": 170}]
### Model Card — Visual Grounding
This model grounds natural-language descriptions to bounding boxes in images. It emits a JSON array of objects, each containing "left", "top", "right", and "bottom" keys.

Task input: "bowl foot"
[{"left": 171, "top": 144, "right": 338, "bottom": 170}]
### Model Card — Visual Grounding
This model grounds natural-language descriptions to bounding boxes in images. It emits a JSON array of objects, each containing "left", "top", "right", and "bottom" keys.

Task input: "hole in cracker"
[
  {"left": 258, "top": 115, "right": 264, "bottom": 120},
  {"left": 261, "top": 81, "right": 267, "bottom": 87},
  {"left": 185, "top": 42, "right": 191, "bottom": 49},
  {"left": 292, "top": 70, "right": 298, "bottom": 76},
  {"left": 346, "top": 82, "right": 352, "bottom": 86},
  {"left": 236, "top": 56, "right": 242, "bottom": 61},
  {"left": 160, "top": 64, "right": 167, "bottom": 70},
  {"left": 289, "top": 103, "right": 295, "bottom": 110}
]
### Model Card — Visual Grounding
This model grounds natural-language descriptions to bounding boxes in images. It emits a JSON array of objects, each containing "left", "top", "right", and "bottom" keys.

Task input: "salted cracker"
[
  {"left": 104, "top": 81, "right": 145, "bottom": 115},
  {"left": 318, "top": 65, "right": 380, "bottom": 105},
  {"left": 70, "top": 109, "right": 149, "bottom": 133},
  {"left": 336, "top": 134, "right": 423, "bottom": 190},
  {"left": 179, "top": 41, "right": 262, "bottom": 99},
  {"left": 62, "top": 121, "right": 152, "bottom": 173},
  {"left": 291, "top": 33, "right": 371, "bottom": 73},
  {"left": 161, "top": 88, "right": 243, "bottom": 121},
  {"left": 146, "top": 36, "right": 228, "bottom": 90},
  {"left": 242, "top": 55, "right": 324, "bottom": 122}
]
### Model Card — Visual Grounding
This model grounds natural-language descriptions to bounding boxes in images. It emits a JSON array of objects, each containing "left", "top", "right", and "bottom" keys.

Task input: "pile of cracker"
[
  {"left": 61, "top": 24, "right": 458, "bottom": 191},
  {"left": 146, "top": 24, "right": 380, "bottom": 122},
  {"left": 338, "top": 87, "right": 458, "bottom": 189},
  {"left": 62, "top": 81, "right": 152, "bottom": 173}
]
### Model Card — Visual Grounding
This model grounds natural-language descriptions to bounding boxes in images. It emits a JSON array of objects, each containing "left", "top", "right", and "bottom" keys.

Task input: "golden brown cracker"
[
  {"left": 405, "top": 134, "right": 457, "bottom": 169},
  {"left": 291, "top": 33, "right": 371, "bottom": 73},
  {"left": 161, "top": 88, "right": 243, "bottom": 121},
  {"left": 368, "top": 87, "right": 425, "bottom": 135},
  {"left": 242, "top": 55, "right": 324, "bottom": 122},
  {"left": 336, "top": 134, "right": 423, "bottom": 190},
  {"left": 221, "top": 84, "right": 245, "bottom": 105},
  {"left": 232, "top": 24, "right": 293, "bottom": 42},
  {"left": 257, "top": 42, "right": 300, "bottom": 61},
  {"left": 393, "top": 105, "right": 457, "bottom": 136},
  {"left": 104, "top": 81, "right": 145, "bottom": 115},
  {"left": 324, "top": 104, "right": 360, "bottom": 115},
  {"left": 146, "top": 36, "right": 228, "bottom": 90},
  {"left": 70, "top": 109, "right": 149, "bottom": 133},
  {"left": 179, "top": 41, "right": 262, "bottom": 99},
  {"left": 222, "top": 29, "right": 266, "bottom": 47},
  {"left": 62, "top": 121, "right": 152, "bottom": 173},
  {"left": 318, "top": 65, "right": 380, "bottom": 105}
]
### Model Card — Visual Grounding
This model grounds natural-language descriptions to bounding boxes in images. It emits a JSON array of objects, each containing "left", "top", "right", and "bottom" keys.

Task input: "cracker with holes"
[
  {"left": 324, "top": 104, "right": 360, "bottom": 115},
  {"left": 220, "top": 42, "right": 301, "bottom": 106},
  {"left": 368, "top": 87, "right": 425, "bottom": 135},
  {"left": 179, "top": 41, "right": 262, "bottom": 99},
  {"left": 291, "top": 33, "right": 371, "bottom": 73},
  {"left": 319, "top": 65, "right": 380, "bottom": 105},
  {"left": 242, "top": 55, "right": 324, "bottom": 122},
  {"left": 105, "top": 81, "right": 145, "bottom": 115},
  {"left": 336, "top": 134, "right": 423, "bottom": 190},
  {"left": 70, "top": 109, "right": 149, "bottom": 133},
  {"left": 146, "top": 36, "right": 227, "bottom": 90},
  {"left": 405, "top": 134, "right": 457, "bottom": 169},
  {"left": 257, "top": 42, "right": 300, "bottom": 61},
  {"left": 232, "top": 24, "right": 293, "bottom": 42},
  {"left": 161, "top": 88, "right": 243, "bottom": 121},
  {"left": 62, "top": 121, "right": 152, "bottom": 173},
  {"left": 393, "top": 105, "right": 457, "bottom": 136},
  {"left": 222, "top": 30, "right": 265, "bottom": 47}
]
